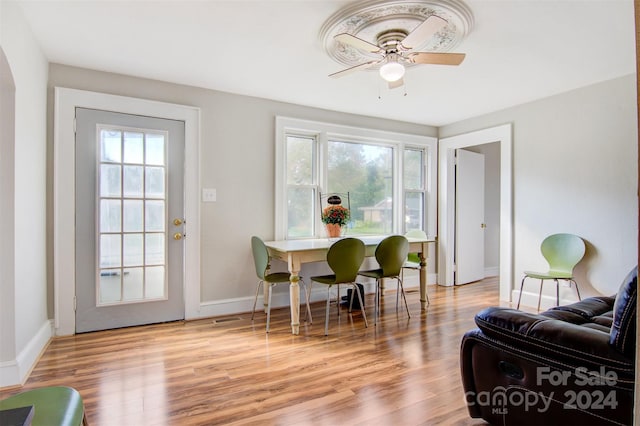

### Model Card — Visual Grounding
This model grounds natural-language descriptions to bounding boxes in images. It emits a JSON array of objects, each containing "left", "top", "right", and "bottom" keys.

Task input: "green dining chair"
[
  {"left": 0, "top": 386, "right": 87, "bottom": 426},
  {"left": 401, "top": 229, "right": 429, "bottom": 304},
  {"left": 516, "top": 233, "right": 585, "bottom": 311},
  {"left": 251, "top": 236, "right": 312, "bottom": 332},
  {"left": 359, "top": 235, "right": 411, "bottom": 325},
  {"left": 309, "top": 238, "right": 368, "bottom": 336}
]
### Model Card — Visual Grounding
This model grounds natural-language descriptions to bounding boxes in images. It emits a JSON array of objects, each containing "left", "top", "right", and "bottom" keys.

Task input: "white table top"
[{"left": 263, "top": 235, "right": 435, "bottom": 253}]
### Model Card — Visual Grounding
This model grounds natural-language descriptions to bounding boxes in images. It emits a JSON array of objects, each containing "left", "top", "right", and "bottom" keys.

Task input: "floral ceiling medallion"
[{"left": 319, "top": 0, "right": 474, "bottom": 70}]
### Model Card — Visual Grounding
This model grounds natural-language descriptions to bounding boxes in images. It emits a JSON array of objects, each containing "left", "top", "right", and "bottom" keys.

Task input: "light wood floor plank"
[{"left": 1, "top": 278, "right": 502, "bottom": 425}]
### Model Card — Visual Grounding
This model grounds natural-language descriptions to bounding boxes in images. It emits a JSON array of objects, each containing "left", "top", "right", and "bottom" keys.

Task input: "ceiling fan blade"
[
  {"left": 388, "top": 78, "right": 404, "bottom": 90},
  {"left": 408, "top": 52, "right": 466, "bottom": 65},
  {"left": 334, "top": 33, "right": 383, "bottom": 54},
  {"left": 329, "top": 60, "right": 380, "bottom": 78},
  {"left": 400, "top": 15, "right": 448, "bottom": 50}
]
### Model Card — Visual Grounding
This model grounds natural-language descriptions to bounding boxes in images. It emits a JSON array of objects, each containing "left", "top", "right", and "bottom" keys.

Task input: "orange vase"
[{"left": 325, "top": 223, "right": 343, "bottom": 238}]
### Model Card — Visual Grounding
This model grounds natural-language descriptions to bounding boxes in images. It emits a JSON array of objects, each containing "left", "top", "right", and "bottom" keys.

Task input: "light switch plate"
[{"left": 202, "top": 188, "right": 216, "bottom": 202}]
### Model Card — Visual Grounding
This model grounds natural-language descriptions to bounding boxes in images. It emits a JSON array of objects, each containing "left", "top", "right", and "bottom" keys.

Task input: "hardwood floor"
[{"left": 1, "top": 279, "right": 505, "bottom": 425}]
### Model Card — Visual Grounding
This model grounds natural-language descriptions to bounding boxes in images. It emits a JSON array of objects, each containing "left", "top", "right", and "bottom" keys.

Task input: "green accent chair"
[
  {"left": 359, "top": 235, "right": 411, "bottom": 325},
  {"left": 309, "top": 238, "right": 368, "bottom": 336},
  {"left": 517, "top": 233, "right": 586, "bottom": 311},
  {"left": 251, "top": 236, "right": 312, "bottom": 332},
  {"left": 401, "top": 229, "right": 429, "bottom": 304},
  {"left": 0, "top": 386, "right": 87, "bottom": 426}
]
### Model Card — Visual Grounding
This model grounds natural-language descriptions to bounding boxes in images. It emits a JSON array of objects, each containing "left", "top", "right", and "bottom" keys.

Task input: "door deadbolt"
[{"left": 173, "top": 218, "right": 185, "bottom": 226}]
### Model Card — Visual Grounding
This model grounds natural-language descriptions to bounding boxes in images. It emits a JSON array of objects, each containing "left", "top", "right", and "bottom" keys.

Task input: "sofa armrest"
[{"left": 475, "top": 307, "right": 633, "bottom": 374}]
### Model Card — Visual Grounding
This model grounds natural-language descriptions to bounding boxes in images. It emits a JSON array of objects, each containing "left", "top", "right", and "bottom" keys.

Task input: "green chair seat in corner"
[
  {"left": 359, "top": 235, "right": 411, "bottom": 325},
  {"left": 517, "top": 233, "right": 585, "bottom": 312},
  {"left": 309, "top": 237, "right": 368, "bottom": 336},
  {"left": 251, "top": 236, "right": 312, "bottom": 332},
  {"left": 0, "top": 386, "right": 88, "bottom": 426}
]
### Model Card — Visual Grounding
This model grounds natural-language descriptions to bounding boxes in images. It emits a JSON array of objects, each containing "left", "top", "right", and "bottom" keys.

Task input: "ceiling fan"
[{"left": 329, "top": 15, "right": 466, "bottom": 89}]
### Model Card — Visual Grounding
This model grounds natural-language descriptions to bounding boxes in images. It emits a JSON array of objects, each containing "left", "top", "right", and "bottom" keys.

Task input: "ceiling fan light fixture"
[{"left": 379, "top": 61, "right": 405, "bottom": 82}]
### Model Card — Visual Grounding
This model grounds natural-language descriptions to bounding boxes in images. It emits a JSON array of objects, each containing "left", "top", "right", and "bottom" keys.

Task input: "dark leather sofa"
[{"left": 460, "top": 267, "right": 637, "bottom": 425}]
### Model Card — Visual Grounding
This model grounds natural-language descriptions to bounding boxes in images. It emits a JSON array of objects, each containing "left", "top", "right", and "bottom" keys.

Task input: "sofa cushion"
[{"left": 609, "top": 266, "right": 637, "bottom": 357}]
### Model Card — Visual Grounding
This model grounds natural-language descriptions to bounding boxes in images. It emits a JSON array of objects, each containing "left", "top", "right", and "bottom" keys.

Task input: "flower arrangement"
[{"left": 321, "top": 205, "right": 351, "bottom": 226}]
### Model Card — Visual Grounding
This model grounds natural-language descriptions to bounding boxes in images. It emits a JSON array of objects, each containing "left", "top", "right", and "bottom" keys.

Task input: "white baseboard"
[
  {"left": 0, "top": 319, "right": 52, "bottom": 387},
  {"left": 511, "top": 289, "right": 581, "bottom": 311},
  {"left": 194, "top": 273, "right": 438, "bottom": 320},
  {"left": 484, "top": 266, "right": 499, "bottom": 277}
]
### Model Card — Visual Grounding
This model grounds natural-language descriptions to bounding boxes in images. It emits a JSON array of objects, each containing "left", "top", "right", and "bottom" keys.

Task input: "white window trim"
[{"left": 275, "top": 116, "right": 437, "bottom": 240}]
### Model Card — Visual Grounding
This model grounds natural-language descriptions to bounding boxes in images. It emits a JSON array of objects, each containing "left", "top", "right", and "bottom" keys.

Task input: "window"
[{"left": 275, "top": 117, "right": 437, "bottom": 240}]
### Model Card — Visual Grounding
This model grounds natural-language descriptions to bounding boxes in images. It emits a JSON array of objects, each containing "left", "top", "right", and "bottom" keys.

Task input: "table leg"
[
  {"left": 419, "top": 250, "right": 428, "bottom": 310},
  {"left": 289, "top": 273, "right": 301, "bottom": 335}
]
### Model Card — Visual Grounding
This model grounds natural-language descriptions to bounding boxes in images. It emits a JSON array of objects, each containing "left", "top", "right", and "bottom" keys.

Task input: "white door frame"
[
  {"left": 54, "top": 87, "right": 201, "bottom": 335},
  {"left": 438, "top": 124, "right": 512, "bottom": 301}
]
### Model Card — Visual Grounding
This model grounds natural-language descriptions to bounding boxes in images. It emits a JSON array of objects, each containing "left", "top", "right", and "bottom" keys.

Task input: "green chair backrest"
[
  {"left": 404, "top": 230, "right": 427, "bottom": 264},
  {"left": 375, "top": 235, "right": 410, "bottom": 277},
  {"left": 326, "top": 238, "right": 365, "bottom": 283},
  {"left": 540, "top": 233, "right": 585, "bottom": 274},
  {"left": 251, "top": 236, "right": 269, "bottom": 280}
]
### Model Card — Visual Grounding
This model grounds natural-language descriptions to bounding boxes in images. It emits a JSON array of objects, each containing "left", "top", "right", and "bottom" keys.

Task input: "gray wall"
[
  {"left": 441, "top": 74, "right": 638, "bottom": 299},
  {"left": 47, "top": 63, "right": 437, "bottom": 308}
]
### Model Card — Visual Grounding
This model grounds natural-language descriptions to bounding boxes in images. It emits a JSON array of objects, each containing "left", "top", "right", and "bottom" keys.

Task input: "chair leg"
[
  {"left": 353, "top": 282, "right": 368, "bottom": 328},
  {"left": 516, "top": 276, "right": 527, "bottom": 309},
  {"left": 374, "top": 279, "right": 380, "bottom": 325},
  {"left": 266, "top": 284, "right": 273, "bottom": 333},
  {"left": 572, "top": 279, "right": 582, "bottom": 301},
  {"left": 251, "top": 280, "right": 263, "bottom": 321},
  {"left": 397, "top": 277, "right": 411, "bottom": 318},
  {"left": 325, "top": 286, "right": 331, "bottom": 336},
  {"left": 301, "top": 279, "right": 312, "bottom": 324},
  {"left": 554, "top": 279, "right": 560, "bottom": 307},
  {"left": 536, "top": 279, "right": 545, "bottom": 312}
]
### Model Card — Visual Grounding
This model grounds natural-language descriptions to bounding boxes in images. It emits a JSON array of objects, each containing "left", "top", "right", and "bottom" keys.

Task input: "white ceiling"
[{"left": 16, "top": 0, "right": 637, "bottom": 126}]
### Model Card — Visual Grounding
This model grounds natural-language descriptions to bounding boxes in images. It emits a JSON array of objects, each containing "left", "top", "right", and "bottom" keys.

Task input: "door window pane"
[
  {"left": 145, "top": 266, "right": 165, "bottom": 299},
  {"left": 146, "top": 134, "right": 165, "bottom": 166},
  {"left": 145, "top": 233, "right": 165, "bottom": 265},
  {"left": 145, "top": 200, "right": 165, "bottom": 232},
  {"left": 123, "top": 165, "right": 143, "bottom": 198},
  {"left": 145, "top": 167, "right": 165, "bottom": 199},
  {"left": 100, "top": 165, "right": 121, "bottom": 197},
  {"left": 97, "top": 126, "right": 169, "bottom": 305},
  {"left": 123, "top": 268, "right": 143, "bottom": 301},
  {"left": 123, "top": 132, "right": 144, "bottom": 164},
  {"left": 99, "top": 270, "right": 122, "bottom": 303},
  {"left": 123, "top": 233, "right": 143, "bottom": 266},
  {"left": 123, "top": 200, "right": 143, "bottom": 232},
  {"left": 100, "top": 199, "right": 121, "bottom": 233},
  {"left": 100, "top": 234, "right": 121, "bottom": 268},
  {"left": 100, "top": 130, "right": 121, "bottom": 163}
]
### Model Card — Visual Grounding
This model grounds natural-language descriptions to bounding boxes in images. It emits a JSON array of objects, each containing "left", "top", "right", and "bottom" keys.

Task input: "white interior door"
[
  {"left": 75, "top": 108, "right": 185, "bottom": 332},
  {"left": 455, "top": 149, "right": 485, "bottom": 285}
]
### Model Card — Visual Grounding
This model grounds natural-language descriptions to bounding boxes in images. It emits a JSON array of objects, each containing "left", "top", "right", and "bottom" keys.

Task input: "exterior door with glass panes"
[{"left": 75, "top": 108, "right": 185, "bottom": 333}]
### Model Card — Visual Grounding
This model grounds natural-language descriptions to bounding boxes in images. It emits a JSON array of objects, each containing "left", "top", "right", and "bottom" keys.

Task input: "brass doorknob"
[
  {"left": 173, "top": 218, "right": 185, "bottom": 226},
  {"left": 173, "top": 232, "right": 183, "bottom": 240}
]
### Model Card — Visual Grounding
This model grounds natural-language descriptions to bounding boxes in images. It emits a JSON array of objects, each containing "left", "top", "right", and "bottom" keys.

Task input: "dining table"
[{"left": 263, "top": 234, "right": 436, "bottom": 334}]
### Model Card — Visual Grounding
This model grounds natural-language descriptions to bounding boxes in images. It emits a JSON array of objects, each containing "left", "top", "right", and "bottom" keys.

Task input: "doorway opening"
[{"left": 438, "top": 124, "right": 512, "bottom": 301}]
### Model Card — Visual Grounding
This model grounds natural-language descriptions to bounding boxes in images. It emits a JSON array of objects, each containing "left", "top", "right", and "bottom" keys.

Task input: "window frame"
[{"left": 275, "top": 116, "right": 437, "bottom": 240}]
